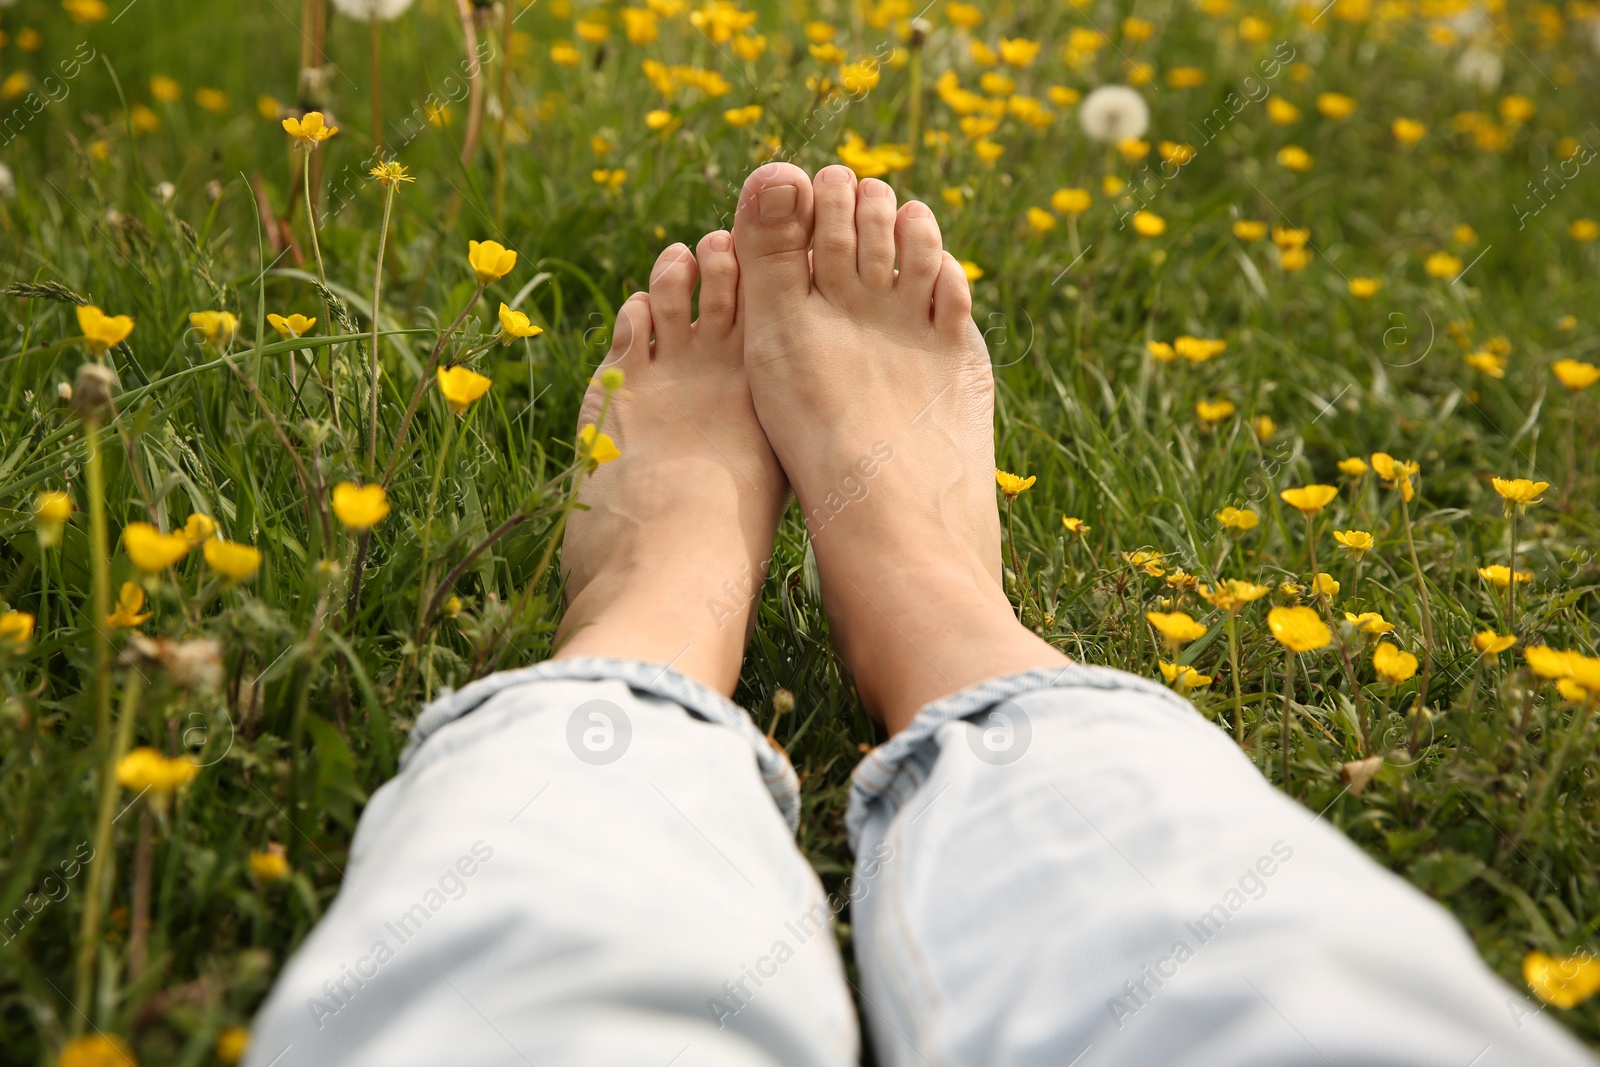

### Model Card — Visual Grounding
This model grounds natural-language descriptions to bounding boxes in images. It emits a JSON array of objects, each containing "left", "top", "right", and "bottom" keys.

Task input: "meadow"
[{"left": 2, "top": 0, "right": 1600, "bottom": 1061}]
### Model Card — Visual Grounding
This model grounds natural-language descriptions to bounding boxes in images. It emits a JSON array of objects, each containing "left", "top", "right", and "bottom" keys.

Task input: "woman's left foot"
[{"left": 554, "top": 234, "right": 787, "bottom": 696}]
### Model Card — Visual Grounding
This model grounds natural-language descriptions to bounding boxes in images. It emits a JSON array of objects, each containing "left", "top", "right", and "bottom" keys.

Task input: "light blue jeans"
[{"left": 246, "top": 658, "right": 1594, "bottom": 1066}]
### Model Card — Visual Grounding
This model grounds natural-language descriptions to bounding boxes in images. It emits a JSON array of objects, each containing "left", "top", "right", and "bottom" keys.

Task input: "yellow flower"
[
  {"left": 268, "top": 313, "right": 317, "bottom": 338},
  {"left": 204, "top": 538, "right": 263, "bottom": 581},
  {"left": 1146, "top": 611, "right": 1208, "bottom": 647},
  {"left": 1026, "top": 207, "right": 1056, "bottom": 234},
  {"left": 1146, "top": 340, "right": 1176, "bottom": 363},
  {"left": 56, "top": 1034, "right": 137, "bottom": 1067},
  {"left": 1276, "top": 145, "right": 1314, "bottom": 172},
  {"left": 332, "top": 483, "right": 391, "bottom": 530},
  {"left": 1372, "top": 641, "right": 1418, "bottom": 685},
  {"left": 1425, "top": 251, "right": 1462, "bottom": 279},
  {"left": 1159, "top": 141, "right": 1196, "bottom": 167},
  {"left": 1280, "top": 246, "right": 1309, "bottom": 271},
  {"left": 1159, "top": 661, "right": 1213, "bottom": 692},
  {"left": 1557, "top": 315, "right": 1578, "bottom": 332},
  {"left": 248, "top": 844, "right": 291, "bottom": 884},
  {"left": 1273, "top": 224, "right": 1310, "bottom": 249},
  {"left": 150, "top": 74, "right": 181, "bottom": 102},
  {"left": 969, "top": 40, "right": 997, "bottom": 65},
  {"left": 1279, "top": 484, "right": 1338, "bottom": 514},
  {"left": 961, "top": 261, "right": 984, "bottom": 281},
  {"left": 1117, "top": 137, "right": 1150, "bottom": 160},
  {"left": 1491, "top": 477, "right": 1550, "bottom": 509},
  {"left": 1047, "top": 85, "right": 1081, "bottom": 107},
  {"left": 1337, "top": 457, "right": 1369, "bottom": 477},
  {"left": 945, "top": 2, "right": 982, "bottom": 28},
  {"left": 1333, "top": 529, "right": 1373, "bottom": 553},
  {"left": 1571, "top": 219, "right": 1600, "bottom": 242},
  {"left": 576, "top": 16, "right": 609, "bottom": 42},
  {"left": 551, "top": 41, "right": 581, "bottom": 66},
  {"left": 182, "top": 513, "right": 216, "bottom": 546},
  {"left": 437, "top": 366, "right": 493, "bottom": 414},
  {"left": 369, "top": 161, "right": 415, "bottom": 185},
  {"left": 1477, "top": 564, "right": 1531, "bottom": 588},
  {"left": 1498, "top": 94, "right": 1536, "bottom": 124},
  {"left": 1051, "top": 187, "right": 1091, "bottom": 214},
  {"left": 468, "top": 240, "right": 518, "bottom": 286},
  {"left": 1175, "top": 336, "right": 1226, "bottom": 362},
  {"left": 1166, "top": 67, "right": 1207, "bottom": 88},
  {"left": 195, "top": 88, "right": 229, "bottom": 113},
  {"left": 1551, "top": 358, "right": 1600, "bottom": 391},
  {"left": 123, "top": 522, "right": 192, "bottom": 572},
  {"left": 1315, "top": 92, "right": 1356, "bottom": 119},
  {"left": 77, "top": 305, "right": 135, "bottom": 355},
  {"left": 188, "top": 310, "right": 238, "bottom": 347},
  {"left": 995, "top": 469, "right": 1036, "bottom": 502},
  {"left": 495, "top": 303, "right": 543, "bottom": 343},
  {"left": 1062, "top": 516, "right": 1090, "bottom": 536},
  {"left": 258, "top": 94, "right": 282, "bottom": 120},
  {"left": 1266, "top": 97, "right": 1300, "bottom": 124},
  {"left": 1471, "top": 630, "right": 1516, "bottom": 656},
  {"left": 63, "top": 0, "right": 110, "bottom": 22},
  {"left": 1370, "top": 453, "right": 1419, "bottom": 501},
  {"left": 1465, "top": 351, "right": 1506, "bottom": 378},
  {"left": 1524, "top": 951, "right": 1600, "bottom": 1010},
  {"left": 216, "top": 1026, "right": 251, "bottom": 1065},
  {"left": 1344, "top": 611, "right": 1394, "bottom": 635},
  {"left": 1267, "top": 605, "right": 1331, "bottom": 652},
  {"left": 723, "top": 104, "right": 764, "bottom": 127},
  {"left": 1348, "top": 277, "right": 1381, "bottom": 298},
  {"left": 106, "top": 582, "right": 152, "bottom": 629},
  {"left": 1102, "top": 175, "right": 1125, "bottom": 196},
  {"left": 646, "top": 109, "right": 675, "bottom": 131},
  {"left": 282, "top": 111, "right": 337, "bottom": 147},
  {"left": 1238, "top": 14, "right": 1271, "bottom": 40},
  {"left": 998, "top": 37, "right": 1041, "bottom": 66},
  {"left": 1252, "top": 415, "right": 1277, "bottom": 440},
  {"left": 130, "top": 104, "right": 160, "bottom": 134},
  {"left": 1198, "top": 579, "right": 1271, "bottom": 613},
  {"left": 1131, "top": 210, "right": 1166, "bottom": 236},
  {"left": 1196, "top": 399, "right": 1235, "bottom": 423},
  {"left": 0, "top": 611, "right": 35, "bottom": 647},
  {"left": 1233, "top": 219, "right": 1267, "bottom": 241},
  {"left": 1312, "top": 572, "right": 1340, "bottom": 598},
  {"left": 592, "top": 168, "right": 629, "bottom": 190},
  {"left": 1123, "top": 550, "right": 1165, "bottom": 577},
  {"left": 35, "top": 491, "right": 73, "bottom": 547},
  {"left": 731, "top": 32, "right": 765, "bottom": 59},
  {"left": 1216, "top": 506, "right": 1259, "bottom": 532},
  {"left": 116, "top": 747, "right": 200, "bottom": 792},
  {"left": 1391, "top": 118, "right": 1427, "bottom": 144},
  {"left": 579, "top": 424, "right": 622, "bottom": 465}
]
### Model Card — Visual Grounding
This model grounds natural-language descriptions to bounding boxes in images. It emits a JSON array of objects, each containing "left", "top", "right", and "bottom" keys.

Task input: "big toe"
[{"left": 733, "top": 162, "right": 814, "bottom": 318}]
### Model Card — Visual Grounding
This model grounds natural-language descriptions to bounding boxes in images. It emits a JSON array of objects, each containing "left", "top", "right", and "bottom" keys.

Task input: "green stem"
[
  {"left": 1507, "top": 506, "right": 1519, "bottom": 636},
  {"left": 1399, "top": 494, "right": 1434, "bottom": 720},
  {"left": 1227, "top": 613, "right": 1243, "bottom": 744},
  {"left": 74, "top": 671, "right": 143, "bottom": 1028},
  {"left": 1282, "top": 650, "right": 1296, "bottom": 793},
  {"left": 369, "top": 182, "right": 398, "bottom": 473}
]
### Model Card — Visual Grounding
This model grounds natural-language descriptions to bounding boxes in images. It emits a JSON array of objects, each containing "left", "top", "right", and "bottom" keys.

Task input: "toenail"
[
  {"left": 759, "top": 184, "right": 798, "bottom": 218},
  {"left": 819, "top": 167, "right": 854, "bottom": 184},
  {"left": 905, "top": 201, "right": 932, "bottom": 219},
  {"left": 861, "top": 180, "right": 891, "bottom": 199},
  {"left": 708, "top": 232, "right": 731, "bottom": 252},
  {"left": 651, "top": 247, "right": 688, "bottom": 280}
]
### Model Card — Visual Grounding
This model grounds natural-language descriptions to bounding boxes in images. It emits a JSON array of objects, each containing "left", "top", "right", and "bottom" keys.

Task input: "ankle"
[
  {"left": 825, "top": 562, "right": 1068, "bottom": 734},
  {"left": 555, "top": 569, "right": 755, "bottom": 696}
]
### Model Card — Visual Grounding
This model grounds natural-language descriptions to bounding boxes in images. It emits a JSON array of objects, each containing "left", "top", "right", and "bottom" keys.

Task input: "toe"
[
  {"left": 893, "top": 201, "right": 944, "bottom": 310},
  {"left": 932, "top": 252, "right": 975, "bottom": 336},
  {"left": 733, "top": 162, "right": 815, "bottom": 317},
  {"left": 855, "top": 178, "right": 898, "bottom": 290},
  {"left": 648, "top": 243, "right": 698, "bottom": 350},
  {"left": 604, "top": 291, "right": 654, "bottom": 372},
  {"left": 812, "top": 165, "right": 858, "bottom": 300},
  {"left": 694, "top": 230, "right": 740, "bottom": 337}
]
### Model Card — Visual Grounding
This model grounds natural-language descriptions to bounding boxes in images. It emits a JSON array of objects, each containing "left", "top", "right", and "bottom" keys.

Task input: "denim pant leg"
[
  {"left": 845, "top": 666, "right": 1595, "bottom": 1067},
  {"left": 246, "top": 657, "right": 858, "bottom": 1067}
]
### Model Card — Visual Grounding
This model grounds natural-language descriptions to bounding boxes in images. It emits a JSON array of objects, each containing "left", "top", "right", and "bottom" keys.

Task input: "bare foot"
[
  {"left": 733, "top": 162, "right": 1068, "bottom": 732},
  {"left": 555, "top": 235, "right": 786, "bottom": 696}
]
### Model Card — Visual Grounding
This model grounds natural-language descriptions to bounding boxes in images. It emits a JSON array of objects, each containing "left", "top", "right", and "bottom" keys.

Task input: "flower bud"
[{"left": 73, "top": 363, "right": 116, "bottom": 420}]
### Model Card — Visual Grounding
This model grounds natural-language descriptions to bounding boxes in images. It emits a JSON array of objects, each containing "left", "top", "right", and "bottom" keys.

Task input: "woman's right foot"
[{"left": 732, "top": 162, "right": 1068, "bottom": 732}]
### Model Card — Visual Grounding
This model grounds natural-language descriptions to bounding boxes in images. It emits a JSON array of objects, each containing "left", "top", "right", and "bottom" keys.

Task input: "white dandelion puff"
[
  {"left": 330, "top": 0, "right": 414, "bottom": 21},
  {"left": 1454, "top": 47, "right": 1502, "bottom": 91},
  {"left": 1079, "top": 85, "right": 1150, "bottom": 144}
]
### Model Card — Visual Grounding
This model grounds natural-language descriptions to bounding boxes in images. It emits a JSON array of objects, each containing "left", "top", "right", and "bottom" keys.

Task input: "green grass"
[{"left": 2, "top": 0, "right": 1600, "bottom": 1060}]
